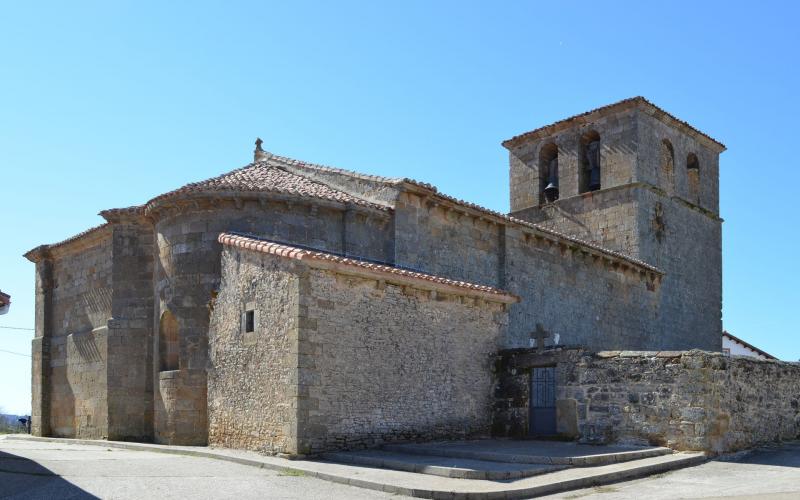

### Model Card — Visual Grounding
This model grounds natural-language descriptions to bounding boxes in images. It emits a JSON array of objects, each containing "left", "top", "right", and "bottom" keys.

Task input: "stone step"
[
  {"left": 382, "top": 440, "right": 674, "bottom": 466},
  {"left": 321, "top": 449, "right": 567, "bottom": 480}
]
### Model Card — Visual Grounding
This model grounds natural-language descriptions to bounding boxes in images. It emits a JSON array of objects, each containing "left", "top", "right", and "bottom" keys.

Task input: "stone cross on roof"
[
  {"left": 530, "top": 323, "right": 551, "bottom": 353},
  {"left": 254, "top": 137, "right": 269, "bottom": 162}
]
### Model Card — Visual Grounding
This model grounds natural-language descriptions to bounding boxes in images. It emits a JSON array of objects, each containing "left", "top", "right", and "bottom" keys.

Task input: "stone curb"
[
  {"left": 381, "top": 443, "right": 673, "bottom": 466},
  {"left": 5, "top": 436, "right": 706, "bottom": 499}
]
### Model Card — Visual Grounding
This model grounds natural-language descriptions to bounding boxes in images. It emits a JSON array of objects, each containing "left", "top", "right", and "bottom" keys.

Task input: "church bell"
[{"left": 543, "top": 181, "right": 559, "bottom": 203}]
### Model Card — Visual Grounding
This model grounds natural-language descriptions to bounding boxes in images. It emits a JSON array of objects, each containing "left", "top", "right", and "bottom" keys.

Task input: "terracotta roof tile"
[
  {"left": 218, "top": 232, "right": 518, "bottom": 302},
  {"left": 146, "top": 161, "right": 391, "bottom": 212}
]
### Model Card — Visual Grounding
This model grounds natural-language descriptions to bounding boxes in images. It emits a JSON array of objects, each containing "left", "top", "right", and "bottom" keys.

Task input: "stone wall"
[
  {"left": 46, "top": 232, "right": 113, "bottom": 438},
  {"left": 503, "top": 225, "right": 662, "bottom": 350},
  {"left": 107, "top": 222, "right": 155, "bottom": 441},
  {"left": 394, "top": 190, "right": 502, "bottom": 286},
  {"left": 153, "top": 199, "right": 391, "bottom": 445},
  {"left": 208, "top": 248, "right": 299, "bottom": 454},
  {"left": 508, "top": 109, "right": 638, "bottom": 213},
  {"left": 298, "top": 266, "right": 508, "bottom": 454},
  {"left": 208, "top": 240, "right": 513, "bottom": 455},
  {"left": 494, "top": 348, "right": 800, "bottom": 454}
]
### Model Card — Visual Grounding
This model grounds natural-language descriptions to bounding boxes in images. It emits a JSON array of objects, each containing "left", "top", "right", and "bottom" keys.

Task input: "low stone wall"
[{"left": 494, "top": 348, "right": 800, "bottom": 454}]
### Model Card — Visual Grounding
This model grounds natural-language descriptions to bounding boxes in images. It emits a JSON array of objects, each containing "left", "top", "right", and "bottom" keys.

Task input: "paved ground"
[
  {"left": 541, "top": 442, "right": 800, "bottom": 500},
  {"left": 0, "top": 438, "right": 398, "bottom": 499},
  {"left": 2, "top": 436, "right": 800, "bottom": 499}
]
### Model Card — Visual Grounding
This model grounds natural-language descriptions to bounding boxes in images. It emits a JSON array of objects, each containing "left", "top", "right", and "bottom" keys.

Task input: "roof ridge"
[
  {"left": 144, "top": 160, "right": 391, "bottom": 212},
  {"left": 268, "top": 153, "right": 405, "bottom": 184}
]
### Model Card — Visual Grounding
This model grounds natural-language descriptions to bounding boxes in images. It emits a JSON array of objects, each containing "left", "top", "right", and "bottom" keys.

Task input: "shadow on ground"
[
  {"left": 724, "top": 442, "right": 800, "bottom": 469},
  {"left": 0, "top": 449, "right": 98, "bottom": 499}
]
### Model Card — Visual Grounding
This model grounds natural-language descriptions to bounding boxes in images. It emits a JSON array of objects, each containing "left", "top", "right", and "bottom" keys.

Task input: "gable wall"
[{"left": 47, "top": 235, "right": 113, "bottom": 438}]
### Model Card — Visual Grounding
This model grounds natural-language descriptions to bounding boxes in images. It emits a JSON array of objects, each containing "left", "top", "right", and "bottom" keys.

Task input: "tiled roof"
[
  {"left": 502, "top": 96, "right": 725, "bottom": 151},
  {"left": 146, "top": 160, "right": 391, "bottom": 212},
  {"left": 218, "top": 232, "right": 519, "bottom": 302},
  {"left": 99, "top": 205, "right": 145, "bottom": 221},
  {"left": 23, "top": 223, "right": 112, "bottom": 262}
]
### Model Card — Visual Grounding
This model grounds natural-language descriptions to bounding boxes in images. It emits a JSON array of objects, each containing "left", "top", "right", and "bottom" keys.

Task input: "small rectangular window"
[{"left": 245, "top": 310, "right": 255, "bottom": 333}]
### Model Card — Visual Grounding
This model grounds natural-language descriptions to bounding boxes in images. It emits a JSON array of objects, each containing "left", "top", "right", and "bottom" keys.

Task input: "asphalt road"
[{"left": 2, "top": 437, "right": 800, "bottom": 499}]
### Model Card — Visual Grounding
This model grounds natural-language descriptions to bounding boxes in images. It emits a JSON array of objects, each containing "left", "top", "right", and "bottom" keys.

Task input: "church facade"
[{"left": 25, "top": 97, "right": 728, "bottom": 453}]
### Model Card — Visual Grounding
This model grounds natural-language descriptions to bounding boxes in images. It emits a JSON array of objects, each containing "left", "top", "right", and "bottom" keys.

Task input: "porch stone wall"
[{"left": 494, "top": 348, "right": 800, "bottom": 454}]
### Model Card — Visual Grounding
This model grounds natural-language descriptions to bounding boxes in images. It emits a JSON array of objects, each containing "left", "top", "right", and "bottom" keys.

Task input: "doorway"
[{"left": 529, "top": 366, "right": 556, "bottom": 436}]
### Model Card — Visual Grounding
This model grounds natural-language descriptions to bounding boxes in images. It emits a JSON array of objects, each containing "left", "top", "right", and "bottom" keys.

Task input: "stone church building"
[{"left": 28, "top": 97, "right": 766, "bottom": 455}]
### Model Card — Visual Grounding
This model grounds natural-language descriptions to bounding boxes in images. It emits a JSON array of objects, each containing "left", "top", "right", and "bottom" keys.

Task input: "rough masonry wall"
[
  {"left": 509, "top": 110, "right": 638, "bottom": 213},
  {"left": 636, "top": 112, "right": 720, "bottom": 213},
  {"left": 495, "top": 349, "right": 800, "bottom": 454},
  {"left": 107, "top": 223, "right": 155, "bottom": 440},
  {"left": 48, "top": 234, "right": 113, "bottom": 438},
  {"left": 512, "top": 186, "right": 641, "bottom": 257},
  {"left": 394, "top": 191, "right": 502, "bottom": 286},
  {"left": 636, "top": 189, "right": 722, "bottom": 351},
  {"left": 153, "top": 200, "right": 388, "bottom": 444},
  {"left": 297, "top": 266, "right": 507, "bottom": 454},
  {"left": 208, "top": 248, "right": 299, "bottom": 454},
  {"left": 504, "top": 226, "right": 660, "bottom": 350}
]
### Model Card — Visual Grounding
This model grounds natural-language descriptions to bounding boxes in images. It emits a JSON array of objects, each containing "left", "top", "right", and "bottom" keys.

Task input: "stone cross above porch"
[{"left": 529, "top": 323, "right": 551, "bottom": 353}]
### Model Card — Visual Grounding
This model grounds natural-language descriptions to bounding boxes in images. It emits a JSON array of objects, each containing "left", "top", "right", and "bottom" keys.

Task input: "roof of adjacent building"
[
  {"left": 502, "top": 96, "right": 726, "bottom": 151},
  {"left": 723, "top": 331, "right": 777, "bottom": 360},
  {"left": 0, "top": 290, "right": 10, "bottom": 307},
  {"left": 218, "top": 232, "right": 519, "bottom": 303}
]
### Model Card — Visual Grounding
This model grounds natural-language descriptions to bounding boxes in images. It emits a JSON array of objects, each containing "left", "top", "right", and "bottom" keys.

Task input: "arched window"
[
  {"left": 538, "top": 143, "right": 559, "bottom": 204},
  {"left": 687, "top": 153, "right": 700, "bottom": 202},
  {"left": 660, "top": 139, "right": 675, "bottom": 193},
  {"left": 159, "top": 310, "right": 179, "bottom": 372},
  {"left": 580, "top": 130, "right": 601, "bottom": 193}
]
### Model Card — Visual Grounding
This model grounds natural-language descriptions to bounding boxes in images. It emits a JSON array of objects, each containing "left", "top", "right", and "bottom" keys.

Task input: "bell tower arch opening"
[
  {"left": 538, "top": 143, "right": 559, "bottom": 204},
  {"left": 579, "top": 130, "right": 601, "bottom": 193}
]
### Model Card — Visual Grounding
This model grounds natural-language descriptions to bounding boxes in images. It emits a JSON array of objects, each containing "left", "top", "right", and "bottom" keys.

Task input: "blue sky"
[{"left": 1, "top": 1, "right": 798, "bottom": 414}]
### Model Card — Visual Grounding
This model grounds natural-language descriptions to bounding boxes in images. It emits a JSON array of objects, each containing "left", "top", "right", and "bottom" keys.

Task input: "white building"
[{"left": 722, "top": 331, "right": 776, "bottom": 360}]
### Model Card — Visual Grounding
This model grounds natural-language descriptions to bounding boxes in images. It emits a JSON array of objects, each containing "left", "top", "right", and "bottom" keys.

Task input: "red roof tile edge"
[
  {"left": 218, "top": 233, "right": 519, "bottom": 303},
  {"left": 723, "top": 331, "right": 777, "bottom": 360},
  {"left": 501, "top": 96, "right": 725, "bottom": 151}
]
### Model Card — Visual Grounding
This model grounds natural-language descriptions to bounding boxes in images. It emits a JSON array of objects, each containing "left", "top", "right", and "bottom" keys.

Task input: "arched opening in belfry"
[
  {"left": 660, "top": 139, "right": 675, "bottom": 193},
  {"left": 579, "top": 130, "right": 601, "bottom": 193},
  {"left": 687, "top": 152, "right": 700, "bottom": 203},
  {"left": 159, "top": 310, "right": 179, "bottom": 372},
  {"left": 538, "top": 143, "right": 559, "bottom": 204}
]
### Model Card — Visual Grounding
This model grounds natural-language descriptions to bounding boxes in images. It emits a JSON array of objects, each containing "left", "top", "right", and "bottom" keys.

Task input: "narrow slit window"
[{"left": 245, "top": 310, "right": 255, "bottom": 333}]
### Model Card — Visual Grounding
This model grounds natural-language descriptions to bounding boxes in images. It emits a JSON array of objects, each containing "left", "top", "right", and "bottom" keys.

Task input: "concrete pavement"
[
  {"left": 0, "top": 437, "right": 396, "bottom": 499},
  {"left": 541, "top": 442, "right": 800, "bottom": 499}
]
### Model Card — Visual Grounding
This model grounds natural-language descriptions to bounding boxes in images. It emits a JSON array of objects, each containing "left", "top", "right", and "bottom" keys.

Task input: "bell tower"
[{"left": 504, "top": 97, "right": 726, "bottom": 351}]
